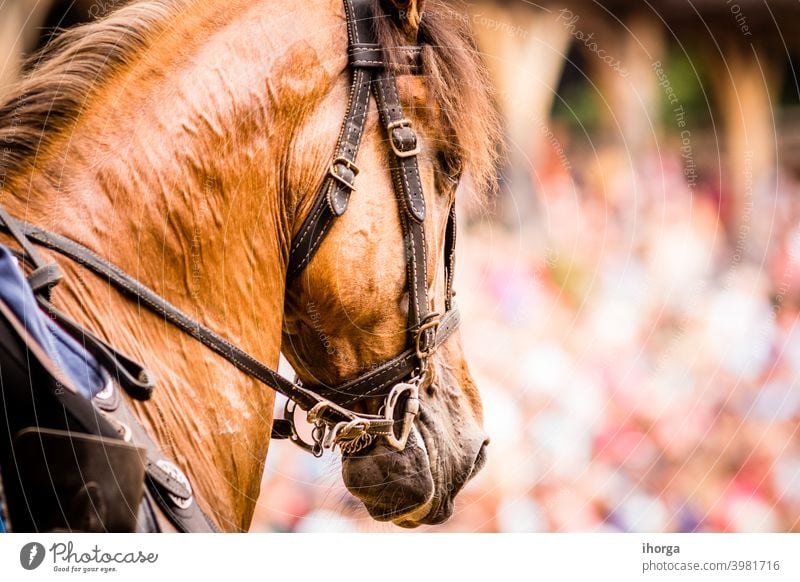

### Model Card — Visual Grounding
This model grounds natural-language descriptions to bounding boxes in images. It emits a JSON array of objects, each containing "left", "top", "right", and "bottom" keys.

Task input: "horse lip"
[
  {"left": 359, "top": 482, "right": 434, "bottom": 525},
  {"left": 396, "top": 436, "right": 488, "bottom": 527},
  {"left": 358, "top": 490, "right": 434, "bottom": 525},
  {"left": 388, "top": 496, "right": 434, "bottom": 527},
  {"left": 395, "top": 496, "right": 454, "bottom": 527}
]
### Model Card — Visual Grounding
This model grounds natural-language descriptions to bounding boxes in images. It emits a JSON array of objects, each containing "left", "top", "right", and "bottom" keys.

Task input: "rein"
[{"left": 0, "top": 0, "right": 461, "bottom": 529}]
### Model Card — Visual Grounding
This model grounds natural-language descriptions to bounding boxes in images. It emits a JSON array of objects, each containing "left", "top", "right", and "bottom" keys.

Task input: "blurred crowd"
[{"left": 252, "top": 130, "right": 800, "bottom": 533}]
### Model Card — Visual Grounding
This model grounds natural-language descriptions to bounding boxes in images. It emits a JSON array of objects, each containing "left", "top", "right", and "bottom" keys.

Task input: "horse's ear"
[{"left": 387, "top": 0, "right": 426, "bottom": 35}]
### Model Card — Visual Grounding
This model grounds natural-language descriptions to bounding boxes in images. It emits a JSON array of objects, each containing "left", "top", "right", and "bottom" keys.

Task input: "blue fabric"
[
  {"left": 0, "top": 244, "right": 107, "bottom": 399},
  {"left": 0, "top": 471, "right": 6, "bottom": 533}
]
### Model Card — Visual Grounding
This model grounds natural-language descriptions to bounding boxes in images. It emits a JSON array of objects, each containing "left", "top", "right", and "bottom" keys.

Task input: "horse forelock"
[{"left": 375, "top": 0, "right": 504, "bottom": 200}]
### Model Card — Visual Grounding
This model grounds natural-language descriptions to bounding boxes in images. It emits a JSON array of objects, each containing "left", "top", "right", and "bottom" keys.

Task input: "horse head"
[{"left": 282, "top": 0, "right": 500, "bottom": 527}]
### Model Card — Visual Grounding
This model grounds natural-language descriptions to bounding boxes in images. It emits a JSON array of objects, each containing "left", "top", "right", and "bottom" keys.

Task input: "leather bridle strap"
[
  {"left": 371, "top": 70, "right": 435, "bottom": 352},
  {"left": 287, "top": 0, "right": 422, "bottom": 279},
  {"left": 314, "top": 308, "right": 460, "bottom": 405},
  {"left": 0, "top": 217, "right": 394, "bottom": 436},
  {"left": 0, "top": 206, "right": 62, "bottom": 298},
  {"left": 444, "top": 203, "right": 457, "bottom": 312},
  {"left": 288, "top": 0, "right": 459, "bottom": 401},
  {"left": 286, "top": 3, "right": 372, "bottom": 280}
]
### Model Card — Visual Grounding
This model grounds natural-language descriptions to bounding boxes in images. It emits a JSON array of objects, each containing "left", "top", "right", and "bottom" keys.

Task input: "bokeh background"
[{"left": 5, "top": 0, "right": 800, "bottom": 532}]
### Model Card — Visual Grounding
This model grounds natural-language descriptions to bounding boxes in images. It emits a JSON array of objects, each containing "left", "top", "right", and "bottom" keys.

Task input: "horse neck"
[{"left": 1, "top": 0, "right": 340, "bottom": 530}]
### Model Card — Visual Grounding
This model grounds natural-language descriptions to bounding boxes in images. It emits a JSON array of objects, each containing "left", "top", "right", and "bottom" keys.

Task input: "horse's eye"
[
  {"left": 436, "top": 151, "right": 462, "bottom": 189},
  {"left": 440, "top": 170, "right": 460, "bottom": 189}
]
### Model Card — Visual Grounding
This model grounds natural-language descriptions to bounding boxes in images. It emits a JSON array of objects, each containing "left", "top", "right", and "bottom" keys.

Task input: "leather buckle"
[
  {"left": 328, "top": 157, "right": 360, "bottom": 191},
  {"left": 387, "top": 119, "right": 421, "bottom": 158},
  {"left": 415, "top": 315, "right": 441, "bottom": 360}
]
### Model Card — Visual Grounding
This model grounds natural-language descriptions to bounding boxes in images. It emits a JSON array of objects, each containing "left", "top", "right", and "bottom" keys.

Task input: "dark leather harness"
[{"left": 0, "top": 0, "right": 460, "bottom": 531}]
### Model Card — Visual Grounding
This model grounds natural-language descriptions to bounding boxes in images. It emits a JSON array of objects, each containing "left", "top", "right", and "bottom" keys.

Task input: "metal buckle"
[
  {"left": 415, "top": 315, "right": 441, "bottom": 360},
  {"left": 387, "top": 119, "right": 421, "bottom": 158},
  {"left": 382, "top": 380, "right": 421, "bottom": 451},
  {"left": 328, "top": 157, "right": 360, "bottom": 191}
]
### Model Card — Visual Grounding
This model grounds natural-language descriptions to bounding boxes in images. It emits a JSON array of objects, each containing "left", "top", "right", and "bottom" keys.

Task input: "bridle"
[
  {"left": 0, "top": 0, "right": 460, "bottom": 462},
  {"left": 281, "top": 0, "right": 460, "bottom": 455}
]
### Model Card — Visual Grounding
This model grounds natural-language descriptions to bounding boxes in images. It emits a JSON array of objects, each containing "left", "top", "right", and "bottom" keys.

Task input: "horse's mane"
[
  {"left": 0, "top": 0, "right": 501, "bottom": 196},
  {"left": 0, "top": 1, "right": 176, "bottom": 191}
]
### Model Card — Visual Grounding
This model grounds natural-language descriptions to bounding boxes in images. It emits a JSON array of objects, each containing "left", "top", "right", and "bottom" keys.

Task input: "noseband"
[{"left": 0, "top": 0, "right": 460, "bottom": 530}]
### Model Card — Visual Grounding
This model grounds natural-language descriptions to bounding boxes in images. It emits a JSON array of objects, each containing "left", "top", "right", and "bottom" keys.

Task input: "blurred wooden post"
[
  {"left": 469, "top": 2, "right": 572, "bottom": 223},
  {"left": 0, "top": 2, "right": 25, "bottom": 93},
  {"left": 705, "top": 37, "right": 781, "bottom": 237},
  {"left": 619, "top": 12, "right": 666, "bottom": 157},
  {"left": 0, "top": 0, "right": 54, "bottom": 94},
  {"left": 576, "top": 9, "right": 665, "bottom": 160}
]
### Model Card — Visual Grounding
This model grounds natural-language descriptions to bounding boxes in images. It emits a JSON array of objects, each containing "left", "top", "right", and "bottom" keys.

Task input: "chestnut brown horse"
[{"left": 0, "top": 0, "right": 500, "bottom": 531}]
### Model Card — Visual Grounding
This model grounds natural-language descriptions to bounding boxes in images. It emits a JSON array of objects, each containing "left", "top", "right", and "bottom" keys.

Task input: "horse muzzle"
[
  {"left": 341, "top": 415, "right": 490, "bottom": 528},
  {"left": 340, "top": 428, "right": 435, "bottom": 525}
]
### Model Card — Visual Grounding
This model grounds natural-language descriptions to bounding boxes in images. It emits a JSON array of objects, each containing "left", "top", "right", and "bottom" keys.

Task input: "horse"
[{"left": 0, "top": 0, "right": 501, "bottom": 532}]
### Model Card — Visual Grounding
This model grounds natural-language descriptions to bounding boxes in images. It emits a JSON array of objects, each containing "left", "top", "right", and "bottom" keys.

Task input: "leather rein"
[{"left": 0, "top": 0, "right": 460, "bottom": 459}]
